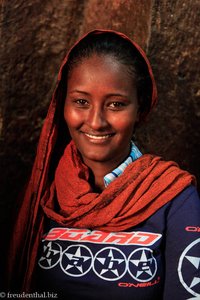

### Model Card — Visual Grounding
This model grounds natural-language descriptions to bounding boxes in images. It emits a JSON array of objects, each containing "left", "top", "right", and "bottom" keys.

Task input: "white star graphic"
[
  {"left": 39, "top": 242, "right": 60, "bottom": 267},
  {"left": 64, "top": 246, "right": 91, "bottom": 273},
  {"left": 97, "top": 249, "right": 124, "bottom": 276},
  {"left": 130, "top": 249, "right": 153, "bottom": 278},
  {"left": 185, "top": 255, "right": 200, "bottom": 289}
]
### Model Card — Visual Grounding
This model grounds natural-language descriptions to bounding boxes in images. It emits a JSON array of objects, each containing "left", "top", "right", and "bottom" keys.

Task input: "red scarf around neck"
[
  {"left": 41, "top": 141, "right": 195, "bottom": 231},
  {"left": 8, "top": 142, "right": 195, "bottom": 292}
]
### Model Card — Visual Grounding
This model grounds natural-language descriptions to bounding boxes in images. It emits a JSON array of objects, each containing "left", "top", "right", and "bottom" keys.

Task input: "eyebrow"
[
  {"left": 68, "top": 89, "right": 128, "bottom": 98},
  {"left": 68, "top": 90, "right": 90, "bottom": 96}
]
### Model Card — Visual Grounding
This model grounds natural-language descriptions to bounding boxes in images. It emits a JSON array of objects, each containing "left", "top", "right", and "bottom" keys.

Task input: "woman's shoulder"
[{"left": 159, "top": 182, "right": 199, "bottom": 218}]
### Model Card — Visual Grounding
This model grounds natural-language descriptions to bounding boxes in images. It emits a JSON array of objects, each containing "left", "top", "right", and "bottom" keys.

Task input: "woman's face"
[{"left": 64, "top": 54, "right": 139, "bottom": 168}]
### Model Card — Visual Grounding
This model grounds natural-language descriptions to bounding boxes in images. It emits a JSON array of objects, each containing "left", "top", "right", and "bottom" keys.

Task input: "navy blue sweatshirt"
[{"left": 37, "top": 185, "right": 200, "bottom": 299}]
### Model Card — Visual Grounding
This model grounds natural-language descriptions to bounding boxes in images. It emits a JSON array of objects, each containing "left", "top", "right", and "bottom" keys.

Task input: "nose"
[{"left": 86, "top": 106, "right": 109, "bottom": 130}]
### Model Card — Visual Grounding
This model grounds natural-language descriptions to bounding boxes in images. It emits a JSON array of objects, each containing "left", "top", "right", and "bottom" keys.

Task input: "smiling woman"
[
  {"left": 7, "top": 30, "right": 200, "bottom": 300},
  {"left": 64, "top": 54, "right": 139, "bottom": 190}
]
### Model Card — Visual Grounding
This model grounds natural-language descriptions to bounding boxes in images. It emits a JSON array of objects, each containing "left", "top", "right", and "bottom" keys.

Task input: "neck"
[{"left": 84, "top": 157, "right": 127, "bottom": 191}]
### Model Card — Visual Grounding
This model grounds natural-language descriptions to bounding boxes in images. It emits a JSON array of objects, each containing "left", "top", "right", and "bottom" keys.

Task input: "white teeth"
[{"left": 84, "top": 133, "right": 112, "bottom": 140}]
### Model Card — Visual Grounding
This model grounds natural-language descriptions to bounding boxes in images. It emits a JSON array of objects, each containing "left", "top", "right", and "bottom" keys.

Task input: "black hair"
[{"left": 65, "top": 32, "right": 153, "bottom": 119}]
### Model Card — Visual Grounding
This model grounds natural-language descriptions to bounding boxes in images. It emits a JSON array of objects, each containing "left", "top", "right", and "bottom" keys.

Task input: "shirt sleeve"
[{"left": 163, "top": 185, "right": 200, "bottom": 299}]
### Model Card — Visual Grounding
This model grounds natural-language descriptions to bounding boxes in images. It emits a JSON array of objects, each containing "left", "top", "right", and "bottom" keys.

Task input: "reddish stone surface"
[
  {"left": 80, "top": 0, "right": 152, "bottom": 49},
  {"left": 137, "top": 0, "right": 200, "bottom": 183},
  {"left": 0, "top": 0, "right": 85, "bottom": 220}
]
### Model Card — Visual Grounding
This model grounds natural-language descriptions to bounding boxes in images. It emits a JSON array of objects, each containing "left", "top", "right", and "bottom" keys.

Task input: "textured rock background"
[
  {"left": 139, "top": 0, "right": 200, "bottom": 175},
  {"left": 0, "top": 0, "right": 200, "bottom": 259}
]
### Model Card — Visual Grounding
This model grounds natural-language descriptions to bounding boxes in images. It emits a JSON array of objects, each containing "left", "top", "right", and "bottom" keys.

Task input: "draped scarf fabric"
[
  {"left": 6, "top": 29, "right": 195, "bottom": 292},
  {"left": 41, "top": 140, "right": 195, "bottom": 232}
]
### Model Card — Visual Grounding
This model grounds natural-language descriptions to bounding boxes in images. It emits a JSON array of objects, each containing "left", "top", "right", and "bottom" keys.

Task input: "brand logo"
[
  {"left": 44, "top": 228, "right": 161, "bottom": 246},
  {"left": 118, "top": 277, "right": 160, "bottom": 288},
  {"left": 186, "top": 227, "right": 200, "bottom": 233}
]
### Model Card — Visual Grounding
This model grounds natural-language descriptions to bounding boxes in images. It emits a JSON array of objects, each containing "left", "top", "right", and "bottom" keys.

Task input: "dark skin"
[{"left": 64, "top": 54, "right": 139, "bottom": 191}]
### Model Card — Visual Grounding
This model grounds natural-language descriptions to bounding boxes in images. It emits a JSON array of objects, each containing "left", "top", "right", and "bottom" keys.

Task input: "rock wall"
[
  {"left": 139, "top": 0, "right": 200, "bottom": 178},
  {"left": 0, "top": 0, "right": 199, "bottom": 256}
]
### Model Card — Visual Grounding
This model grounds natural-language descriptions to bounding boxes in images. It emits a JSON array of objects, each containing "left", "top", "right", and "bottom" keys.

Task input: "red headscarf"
[{"left": 7, "top": 29, "right": 195, "bottom": 292}]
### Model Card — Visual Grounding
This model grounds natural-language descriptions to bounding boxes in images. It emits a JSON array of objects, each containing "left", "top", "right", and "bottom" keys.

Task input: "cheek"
[
  {"left": 64, "top": 106, "right": 82, "bottom": 129},
  {"left": 109, "top": 112, "right": 137, "bottom": 134}
]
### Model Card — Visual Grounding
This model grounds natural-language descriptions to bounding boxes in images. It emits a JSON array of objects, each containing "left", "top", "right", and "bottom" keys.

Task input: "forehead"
[{"left": 67, "top": 54, "right": 136, "bottom": 92}]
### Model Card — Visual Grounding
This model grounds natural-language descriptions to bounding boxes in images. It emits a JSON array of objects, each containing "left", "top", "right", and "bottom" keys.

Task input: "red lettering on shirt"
[
  {"left": 81, "top": 231, "right": 110, "bottom": 243},
  {"left": 104, "top": 232, "right": 135, "bottom": 244},
  {"left": 185, "top": 226, "right": 200, "bottom": 232},
  {"left": 44, "top": 228, "right": 67, "bottom": 240},
  {"left": 128, "top": 232, "right": 161, "bottom": 246},
  {"left": 44, "top": 228, "right": 162, "bottom": 246},
  {"left": 118, "top": 277, "right": 160, "bottom": 288}
]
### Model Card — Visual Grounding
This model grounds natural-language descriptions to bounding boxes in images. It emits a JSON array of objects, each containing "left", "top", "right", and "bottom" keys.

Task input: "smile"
[{"left": 84, "top": 133, "right": 113, "bottom": 140}]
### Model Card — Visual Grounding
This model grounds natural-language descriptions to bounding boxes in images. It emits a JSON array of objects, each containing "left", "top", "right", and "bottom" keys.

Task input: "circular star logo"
[
  {"left": 38, "top": 241, "right": 62, "bottom": 269},
  {"left": 178, "top": 238, "right": 200, "bottom": 297},
  {"left": 60, "top": 244, "right": 93, "bottom": 277},
  {"left": 93, "top": 247, "right": 127, "bottom": 281},
  {"left": 128, "top": 247, "right": 157, "bottom": 282}
]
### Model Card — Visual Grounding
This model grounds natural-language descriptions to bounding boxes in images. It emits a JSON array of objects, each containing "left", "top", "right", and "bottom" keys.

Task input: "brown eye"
[
  {"left": 109, "top": 102, "right": 126, "bottom": 109},
  {"left": 74, "top": 99, "right": 89, "bottom": 106},
  {"left": 111, "top": 102, "right": 124, "bottom": 106}
]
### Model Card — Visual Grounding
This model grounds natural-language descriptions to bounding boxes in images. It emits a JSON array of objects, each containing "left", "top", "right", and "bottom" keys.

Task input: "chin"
[
  {"left": 81, "top": 149, "right": 115, "bottom": 164},
  {"left": 84, "top": 154, "right": 111, "bottom": 163}
]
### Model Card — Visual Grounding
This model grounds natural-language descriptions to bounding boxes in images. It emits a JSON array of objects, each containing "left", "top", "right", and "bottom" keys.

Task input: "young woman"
[{"left": 8, "top": 30, "right": 200, "bottom": 299}]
